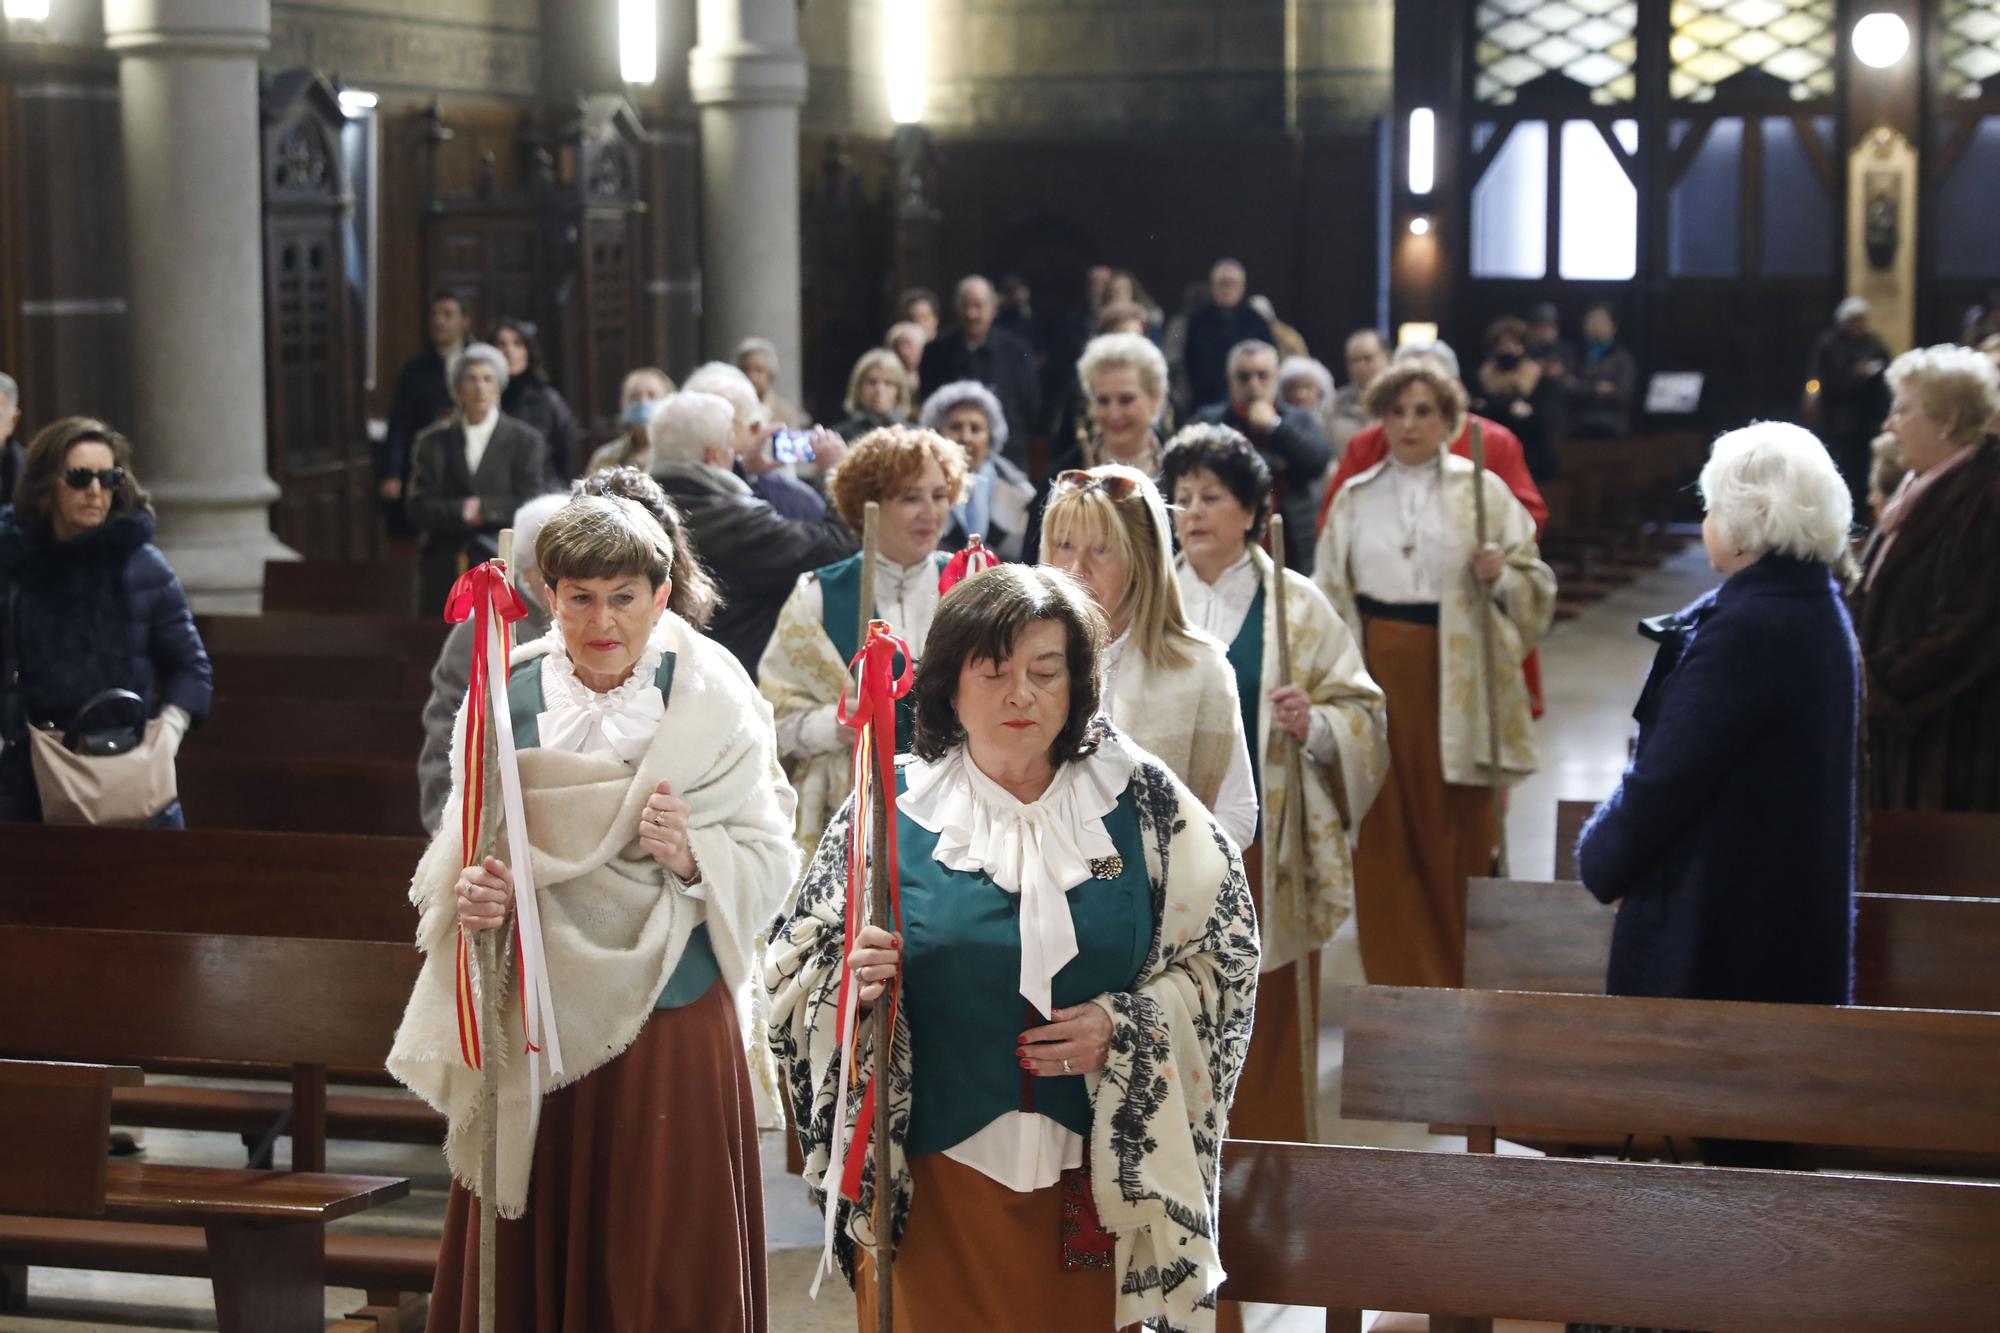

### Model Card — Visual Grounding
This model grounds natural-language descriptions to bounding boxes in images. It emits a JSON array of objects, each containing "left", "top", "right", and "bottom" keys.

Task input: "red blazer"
[{"left": 1317, "top": 414, "right": 1548, "bottom": 537}]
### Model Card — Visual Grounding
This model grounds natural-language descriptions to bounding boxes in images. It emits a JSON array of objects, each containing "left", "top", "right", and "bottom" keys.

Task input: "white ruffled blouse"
[
  {"left": 898, "top": 734, "right": 1131, "bottom": 1192},
  {"left": 535, "top": 628, "right": 670, "bottom": 767}
]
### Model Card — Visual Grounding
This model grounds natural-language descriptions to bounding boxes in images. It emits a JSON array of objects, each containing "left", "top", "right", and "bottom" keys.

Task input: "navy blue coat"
[
  {"left": 1576, "top": 556, "right": 1858, "bottom": 1004},
  {"left": 0, "top": 506, "right": 212, "bottom": 820}
]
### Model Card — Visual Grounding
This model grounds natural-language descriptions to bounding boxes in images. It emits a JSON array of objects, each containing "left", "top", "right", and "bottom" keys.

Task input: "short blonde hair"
[
  {"left": 647, "top": 391, "right": 734, "bottom": 466},
  {"left": 1699, "top": 422, "right": 1853, "bottom": 565},
  {"left": 829, "top": 425, "right": 967, "bottom": 531},
  {"left": 843, "top": 347, "right": 912, "bottom": 418},
  {"left": 1077, "top": 332, "right": 1169, "bottom": 404},
  {"left": 1038, "top": 464, "right": 1197, "bottom": 671},
  {"left": 536, "top": 494, "right": 675, "bottom": 591},
  {"left": 1885, "top": 343, "right": 2000, "bottom": 448},
  {"left": 1363, "top": 359, "right": 1469, "bottom": 440}
]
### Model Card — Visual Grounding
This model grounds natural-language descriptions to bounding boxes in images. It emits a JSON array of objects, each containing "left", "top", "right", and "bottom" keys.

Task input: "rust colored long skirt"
[
  {"left": 1227, "top": 841, "right": 1323, "bottom": 1143},
  {"left": 1352, "top": 616, "right": 1496, "bottom": 988},
  {"left": 425, "top": 978, "right": 767, "bottom": 1333}
]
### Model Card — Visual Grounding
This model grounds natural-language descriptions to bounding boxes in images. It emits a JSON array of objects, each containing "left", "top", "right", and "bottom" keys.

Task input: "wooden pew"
[
  {"left": 206, "top": 649, "right": 429, "bottom": 706},
  {"left": 263, "top": 560, "right": 419, "bottom": 617},
  {"left": 1553, "top": 797, "right": 2000, "bottom": 896},
  {"left": 196, "top": 612, "right": 448, "bottom": 666},
  {"left": 1466, "top": 877, "right": 2000, "bottom": 1012},
  {"left": 179, "top": 753, "right": 423, "bottom": 837},
  {"left": 1344, "top": 986, "right": 2000, "bottom": 1169},
  {"left": 0, "top": 1058, "right": 407, "bottom": 1333},
  {"left": 1215, "top": 1140, "right": 2000, "bottom": 1330},
  {"left": 0, "top": 924, "right": 437, "bottom": 1315},
  {"left": 185, "top": 694, "right": 426, "bottom": 764}
]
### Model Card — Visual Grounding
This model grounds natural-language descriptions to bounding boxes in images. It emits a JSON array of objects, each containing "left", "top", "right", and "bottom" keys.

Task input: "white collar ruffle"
[
  {"left": 899, "top": 733, "right": 1129, "bottom": 1018},
  {"left": 535, "top": 619, "right": 673, "bottom": 765}
]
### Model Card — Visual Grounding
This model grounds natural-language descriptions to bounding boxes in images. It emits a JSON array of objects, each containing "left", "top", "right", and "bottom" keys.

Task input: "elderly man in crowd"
[
  {"left": 1328, "top": 328, "right": 1388, "bottom": 454},
  {"left": 734, "top": 335, "right": 807, "bottom": 430},
  {"left": 1191, "top": 339, "right": 1332, "bottom": 571},
  {"left": 919, "top": 274, "right": 1041, "bottom": 463},
  {"left": 647, "top": 390, "right": 856, "bottom": 669},
  {"left": 0, "top": 372, "right": 22, "bottom": 505},
  {"left": 683, "top": 359, "right": 843, "bottom": 521},
  {"left": 1184, "top": 258, "right": 1276, "bottom": 415}
]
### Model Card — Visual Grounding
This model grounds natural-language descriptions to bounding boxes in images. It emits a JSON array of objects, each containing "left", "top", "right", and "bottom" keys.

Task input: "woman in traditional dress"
[
  {"left": 766, "top": 563, "right": 1260, "bottom": 1332},
  {"left": 758, "top": 425, "right": 966, "bottom": 852},
  {"left": 1312, "top": 358, "right": 1555, "bottom": 987},
  {"left": 919, "top": 380, "right": 1036, "bottom": 559},
  {"left": 1162, "top": 424, "right": 1387, "bottom": 1140},
  {"left": 1040, "top": 463, "right": 1258, "bottom": 851},
  {"left": 390, "top": 494, "right": 798, "bottom": 1332}
]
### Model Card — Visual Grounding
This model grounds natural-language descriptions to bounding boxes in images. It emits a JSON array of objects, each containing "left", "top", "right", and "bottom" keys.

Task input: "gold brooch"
[{"left": 1088, "top": 855, "right": 1123, "bottom": 880}]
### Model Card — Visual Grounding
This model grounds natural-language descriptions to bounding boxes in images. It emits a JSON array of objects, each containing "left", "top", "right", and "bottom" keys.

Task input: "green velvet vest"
[
  {"left": 816, "top": 552, "right": 946, "bottom": 756},
  {"left": 506, "top": 651, "right": 717, "bottom": 1010},
  {"left": 896, "top": 765, "right": 1154, "bottom": 1156}
]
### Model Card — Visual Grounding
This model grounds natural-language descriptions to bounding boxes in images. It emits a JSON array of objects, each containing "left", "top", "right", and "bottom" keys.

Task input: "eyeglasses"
[
  {"left": 1053, "top": 469, "right": 1141, "bottom": 501},
  {"left": 62, "top": 466, "right": 125, "bottom": 493}
]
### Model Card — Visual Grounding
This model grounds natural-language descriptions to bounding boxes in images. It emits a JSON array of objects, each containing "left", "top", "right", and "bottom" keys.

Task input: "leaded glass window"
[
  {"left": 1669, "top": 0, "right": 1836, "bottom": 102},
  {"left": 1941, "top": 0, "right": 2000, "bottom": 100},
  {"left": 1475, "top": 0, "right": 1639, "bottom": 105}
]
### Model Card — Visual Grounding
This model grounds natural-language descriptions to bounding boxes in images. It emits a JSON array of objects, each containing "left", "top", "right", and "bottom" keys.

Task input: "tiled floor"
[{"left": 4, "top": 547, "right": 1722, "bottom": 1333}]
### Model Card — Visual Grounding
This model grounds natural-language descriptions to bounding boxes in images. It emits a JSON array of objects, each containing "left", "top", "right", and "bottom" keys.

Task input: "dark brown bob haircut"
[
  {"left": 535, "top": 494, "right": 674, "bottom": 592},
  {"left": 575, "top": 466, "right": 723, "bottom": 630},
  {"left": 909, "top": 564, "right": 1108, "bottom": 767},
  {"left": 12, "top": 417, "right": 150, "bottom": 536}
]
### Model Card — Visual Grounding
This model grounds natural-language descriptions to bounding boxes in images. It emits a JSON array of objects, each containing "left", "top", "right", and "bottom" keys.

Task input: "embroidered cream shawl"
[
  {"left": 766, "top": 732, "right": 1260, "bottom": 1332},
  {"left": 1249, "top": 546, "right": 1389, "bottom": 972},
  {"left": 386, "top": 614, "right": 800, "bottom": 1215},
  {"left": 1313, "top": 452, "right": 1555, "bottom": 786},
  {"left": 1106, "top": 631, "right": 1242, "bottom": 814},
  {"left": 758, "top": 569, "right": 863, "bottom": 854}
]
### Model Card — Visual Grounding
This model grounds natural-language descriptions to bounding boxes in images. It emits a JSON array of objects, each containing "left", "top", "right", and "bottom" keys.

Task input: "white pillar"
[
  {"left": 688, "top": 0, "right": 808, "bottom": 380},
  {"left": 103, "top": 0, "right": 293, "bottom": 613}
]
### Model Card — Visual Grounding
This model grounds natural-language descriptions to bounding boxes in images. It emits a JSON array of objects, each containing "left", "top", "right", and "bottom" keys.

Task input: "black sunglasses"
[{"left": 63, "top": 466, "right": 125, "bottom": 493}]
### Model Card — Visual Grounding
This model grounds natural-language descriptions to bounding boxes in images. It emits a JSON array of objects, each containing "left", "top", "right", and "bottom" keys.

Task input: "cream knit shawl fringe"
[
  {"left": 387, "top": 614, "right": 801, "bottom": 1216},
  {"left": 758, "top": 571, "right": 856, "bottom": 854},
  {"left": 766, "top": 734, "right": 1260, "bottom": 1333}
]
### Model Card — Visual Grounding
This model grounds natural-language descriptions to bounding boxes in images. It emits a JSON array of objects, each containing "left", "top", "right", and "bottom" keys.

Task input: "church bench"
[
  {"left": 1466, "top": 877, "right": 2000, "bottom": 1012},
  {"left": 179, "top": 753, "right": 423, "bottom": 837},
  {"left": 1344, "top": 985, "right": 2000, "bottom": 1172},
  {"left": 263, "top": 560, "right": 420, "bottom": 617},
  {"left": 1553, "top": 798, "right": 2000, "bottom": 896},
  {"left": 0, "top": 1059, "right": 408, "bottom": 1333},
  {"left": 206, "top": 649, "right": 431, "bottom": 705},
  {"left": 196, "top": 612, "right": 448, "bottom": 665},
  {"left": 1214, "top": 1141, "right": 2000, "bottom": 1331},
  {"left": 191, "top": 695, "right": 428, "bottom": 763}
]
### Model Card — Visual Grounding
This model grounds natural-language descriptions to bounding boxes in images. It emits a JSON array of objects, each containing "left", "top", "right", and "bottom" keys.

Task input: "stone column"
[
  {"left": 103, "top": 0, "right": 292, "bottom": 613},
  {"left": 688, "top": 0, "right": 808, "bottom": 379}
]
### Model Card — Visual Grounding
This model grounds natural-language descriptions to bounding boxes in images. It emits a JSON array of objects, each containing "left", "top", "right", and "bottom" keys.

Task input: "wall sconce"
[
  {"left": 1851, "top": 12, "right": 1910, "bottom": 69},
  {"left": 1408, "top": 108, "right": 1436, "bottom": 196},
  {"left": 886, "top": 0, "right": 929, "bottom": 125},
  {"left": 619, "top": 0, "right": 658, "bottom": 86},
  {"left": 1409, "top": 215, "right": 1432, "bottom": 237},
  {"left": 3, "top": 0, "right": 53, "bottom": 20}
]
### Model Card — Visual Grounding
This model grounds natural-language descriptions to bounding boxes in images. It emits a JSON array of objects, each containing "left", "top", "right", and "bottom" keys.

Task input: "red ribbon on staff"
[
  {"left": 833, "top": 620, "right": 913, "bottom": 1203},
  {"left": 443, "top": 560, "right": 530, "bottom": 1070},
  {"left": 938, "top": 533, "right": 997, "bottom": 597}
]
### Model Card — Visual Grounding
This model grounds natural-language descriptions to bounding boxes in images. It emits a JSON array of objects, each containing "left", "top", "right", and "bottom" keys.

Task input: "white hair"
[
  {"left": 919, "top": 380, "right": 1009, "bottom": 457},
  {"left": 1835, "top": 297, "right": 1871, "bottom": 325},
  {"left": 647, "top": 391, "right": 736, "bottom": 467},
  {"left": 954, "top": 274, "right": 993, "bottom": 306},
  {"left": 1393, "top": 338, "right": 1461, "bottom": 381},
  {"left": 1225, "top": 339, "right": 1279, "bottom": 374},
  {"left": 1077, "top": 331, "right": 1169, "bottom": 402},
  {"left": 0, "top": 371, "right": 17, "bottom": 406},
  {"left": 733, "top": 336, "right": 779, "bottom": 374},
  {"left": 1885, "top": 343, "right": 2000, "bottom": 447},
  {"left": 681, "top": 361, "right": 764, "bottom": 427},
  {"left": 448, "top": 342, "right": 510, "bottom": 394},
  {"left": 509, "top": 492, "right": 569, "bottom": 595},
  {"left": 1210, "top": 258, "right": 1245, "bottom": 280},
  {"left": 1277, "top": 355, "right": 1336, "bottom": 404},
  {"left": 1699, "top": 422, "right": 1853, "bottom": 565}
]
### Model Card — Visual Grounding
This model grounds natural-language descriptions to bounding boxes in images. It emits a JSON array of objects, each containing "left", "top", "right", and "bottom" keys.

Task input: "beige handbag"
[{"left": 26, "top": 712, "right": 178, "bottom": 826}]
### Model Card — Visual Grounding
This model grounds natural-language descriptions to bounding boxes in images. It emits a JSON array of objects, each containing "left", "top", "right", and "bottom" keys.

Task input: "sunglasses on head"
[
  {"left": 1053, "top": 469, "right": 1141, "bottom": 501},
  {"left": 63, "top": 466, "right": 125, "bottom": 493}
]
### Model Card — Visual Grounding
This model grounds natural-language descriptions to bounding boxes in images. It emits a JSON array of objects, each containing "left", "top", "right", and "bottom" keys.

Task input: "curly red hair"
[{"left": 829, "top": 425, "right": 968, "bottom": 531}]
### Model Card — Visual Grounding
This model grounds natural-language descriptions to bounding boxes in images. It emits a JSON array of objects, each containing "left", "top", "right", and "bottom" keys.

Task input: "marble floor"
[{"left": 4, "top": 546, "right": 1723, "bottom": 1333}]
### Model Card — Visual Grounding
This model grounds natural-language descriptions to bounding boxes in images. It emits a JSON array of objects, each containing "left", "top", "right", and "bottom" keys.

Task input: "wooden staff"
[
  {"left": 858, "top": 502, "right": 879, "bottom": 663},
  {"left": 473, "top": 529, "right": 516, "bottom": 1333},
  {"left": 1267, "top": 515, "right": 1319, "bottom": 1143},
  {"left": 856, "top": 501, "right": 894, "bottom": 1331},
  {"left": 1468, "top": 425, "right": 1510, "bottom": 877}
]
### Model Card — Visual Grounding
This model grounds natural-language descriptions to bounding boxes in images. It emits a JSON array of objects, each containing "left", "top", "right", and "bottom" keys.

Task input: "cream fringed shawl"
[
  {"left": 766, "top": 732, "right": 1260, "bottom": 1332},
  {"left": 386, "top": 613, "right": 801, "bottom": 1216},
  {"left": 757, "top": 570, "right": 855, "bottom": 854}
]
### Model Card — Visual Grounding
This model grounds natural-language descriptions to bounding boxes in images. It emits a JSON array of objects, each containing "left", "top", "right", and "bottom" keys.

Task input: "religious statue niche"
[
  {"left": 261, "top": 68, "right": 369, "bottom": 561},
  {"left": 1863, "top": 168, "right": 1900, "bottom": 271},
  {"left": 419, "top": 95, "right": 649, "bottom": 443}
]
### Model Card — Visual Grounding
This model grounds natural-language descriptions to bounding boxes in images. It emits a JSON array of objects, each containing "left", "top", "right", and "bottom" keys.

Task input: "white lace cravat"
[{"left": 534, "top": 625, "right": 670, "bottom": 766}]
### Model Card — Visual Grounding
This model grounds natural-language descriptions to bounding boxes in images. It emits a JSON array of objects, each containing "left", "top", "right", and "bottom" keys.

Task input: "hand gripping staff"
[
  {"left": 811, "top": 617, "right": 913, "bottom": 1331},
  {"left": 1266, "top": 514, "right": 1321, "bottom": 1143},
  {"left": 442, "top": 532, "right": 565, "bottom": 1333}
]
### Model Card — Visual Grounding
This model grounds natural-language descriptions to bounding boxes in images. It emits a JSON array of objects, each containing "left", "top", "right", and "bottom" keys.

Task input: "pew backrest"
[
  {"left": 195, "top": 613, "right": 448, "bottom": 665},
  {"left": 263, "top": 561, "right": 418, "bottom": 617},
  {"left": 1342, "top": 986, "right": 2000, "bottom": 1155},
  {"left": 1466, "top": 878, "right": 2000, "bottom": 1012},
  {"left": 206, "top": 650, "right": 429, "bottom": 705},
  {"left": 1216, "top": 1141, "right": 2000, "bottom": 1330},
  {"left": 191, "top": 695, "right": 427, "bottom": 763},
  {"left": 178, "top": 753, "right": 423, "bottom": 837},
  {"left": 0, "top": 1060, "right": 143, "bottom": 1215}
]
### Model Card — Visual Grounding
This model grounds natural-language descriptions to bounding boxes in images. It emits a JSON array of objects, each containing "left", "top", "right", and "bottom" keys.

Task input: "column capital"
[
  {"left": 688, "top": 39, "right": 807, "bottom": 109},
  {"left": 103, "top": 0, "right": 271, "bottom": 57}
]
